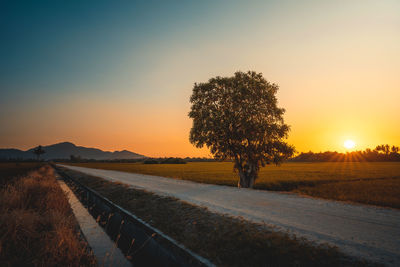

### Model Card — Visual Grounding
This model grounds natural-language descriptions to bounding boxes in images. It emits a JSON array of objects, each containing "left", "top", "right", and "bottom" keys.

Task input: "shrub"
[
  {"left": 160, "top": 158, "right": 186, "bottom": 164},
  {"left": 143, "top": 159, "right": 160, "bottom": 164}
]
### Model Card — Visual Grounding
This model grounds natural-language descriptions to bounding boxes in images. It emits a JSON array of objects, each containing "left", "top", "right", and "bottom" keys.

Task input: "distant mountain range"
[{"left": 0, "top": 142, "right": 146, "bottom": 160}]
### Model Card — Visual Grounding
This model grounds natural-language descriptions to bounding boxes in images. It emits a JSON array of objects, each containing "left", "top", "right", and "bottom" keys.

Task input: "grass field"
[
  {"left": 0, "top": 162, "right": 43, "bottom": 186},
  {"left": 0, "top": 163, "right": 96, "bottom": 266},
  {"left": 67, "top": 162, "right": 400, "bottom": 208}
]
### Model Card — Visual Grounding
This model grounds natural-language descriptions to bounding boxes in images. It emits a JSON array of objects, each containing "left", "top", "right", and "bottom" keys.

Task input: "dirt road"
[{"left": 59, "top": 165, "right": 400, "bottom": 266}]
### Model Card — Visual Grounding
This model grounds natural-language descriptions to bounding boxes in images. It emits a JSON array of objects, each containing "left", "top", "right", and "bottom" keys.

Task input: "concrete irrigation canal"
[{"left": 55, "top": 167, "right": 214, "bottom": 267}]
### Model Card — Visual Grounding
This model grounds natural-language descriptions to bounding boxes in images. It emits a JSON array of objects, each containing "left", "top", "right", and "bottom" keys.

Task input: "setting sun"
[{"left": 344, "top": 140, "right": 356, "bottom": 150}]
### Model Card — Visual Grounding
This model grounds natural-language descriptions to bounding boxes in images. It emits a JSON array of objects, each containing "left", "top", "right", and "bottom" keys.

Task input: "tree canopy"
[{"left": 189, "top": 71, "right": 294, "bottom": 188}]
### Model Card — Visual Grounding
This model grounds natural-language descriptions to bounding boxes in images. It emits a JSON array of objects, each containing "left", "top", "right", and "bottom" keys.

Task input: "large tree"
[{"left": 189, "top": 71, "right": 294, "bottom": 188}]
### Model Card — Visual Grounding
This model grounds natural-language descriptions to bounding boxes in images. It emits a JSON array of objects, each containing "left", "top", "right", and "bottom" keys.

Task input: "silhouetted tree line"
[
  {"left": 143, "top": 157, "right": 187, "bottom": 164},
  {"left": 51, "top": 158, "right": 145, "bottom": 163},
  {"left": 50, "top": 157, "right": 215, "bottom": 163},
  {"left": 290, "top": 145, "right": 400, "bottom": 162},
  {"left": 184, "top": 157, "right": 217, "bottom": 162},
  {"left": 142, "top": 157, "right": 219, "bottom": 164}
]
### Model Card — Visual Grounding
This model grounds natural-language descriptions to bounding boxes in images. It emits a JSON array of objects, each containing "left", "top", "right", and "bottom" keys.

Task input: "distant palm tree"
[
  {"left": 33, "top": 145, "right": 46, "bottom": 161},
  {"left": 384, "top": 144, "right": 390, "bottom": 155},
  {"left": 374, "top": 145, "right": 384, "bottom": 153}
]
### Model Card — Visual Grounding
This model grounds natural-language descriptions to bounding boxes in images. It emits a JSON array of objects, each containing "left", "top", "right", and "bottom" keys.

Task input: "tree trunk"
[
  {"left": 238, "top": 170, "right": 246, "bottom": 188},
  {"left": 238, "top": 169, "right": 256, "bottom": 188}
]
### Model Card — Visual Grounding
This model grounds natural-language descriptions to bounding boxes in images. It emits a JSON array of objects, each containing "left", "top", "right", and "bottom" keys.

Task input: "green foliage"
[{"left": 189, "top": 71, "right": 294, "bottom": 187}]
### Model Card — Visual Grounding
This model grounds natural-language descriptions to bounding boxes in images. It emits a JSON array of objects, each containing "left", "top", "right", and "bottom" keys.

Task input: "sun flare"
[{"left": 344, "top": 140, "right": 356, "bottom": 150}]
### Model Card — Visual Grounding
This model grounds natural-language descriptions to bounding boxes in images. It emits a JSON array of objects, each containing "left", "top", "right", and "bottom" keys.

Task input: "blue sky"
[{"left": 1, "top": 1, "right": 221, "bottom": 95}]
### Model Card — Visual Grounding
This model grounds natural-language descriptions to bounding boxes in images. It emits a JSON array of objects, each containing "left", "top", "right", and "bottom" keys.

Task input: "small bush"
[
  {"left": 160, "top": 157, "right": 186, "bottom": 164},
  {"left": 143, "top": 159, "right": 159, "bottom": 164}
]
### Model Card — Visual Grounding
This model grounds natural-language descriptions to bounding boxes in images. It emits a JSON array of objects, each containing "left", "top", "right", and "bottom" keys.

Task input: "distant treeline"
[
  {"left": 50, "top": 155, "right": 216, "bottom": 164},
  {"left": 290, "top": 145, "right": 400, "bottom": 162},
  {"left": 4, "top": 145, "right": 399, "bottom": 163},
  {"left": 0, "top": 156, "right": 217, "bottom": 163},
  {"left": 143, "top": 158, "right": 186, "bottom": 164}
]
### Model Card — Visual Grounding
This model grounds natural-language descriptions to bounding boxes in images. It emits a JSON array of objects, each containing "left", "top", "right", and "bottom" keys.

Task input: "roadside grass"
[
  {"left": 66, "top": 162, "right": 400, "bottom": 208},
  {"left": 61, "top": 167, "right": 377, "bottom": 267},
  {"left": 0, "top": 162, "right": 42, "bottom": 186},
  {"left": 0, "top": 165, "right": 96, "bottom": 266}
]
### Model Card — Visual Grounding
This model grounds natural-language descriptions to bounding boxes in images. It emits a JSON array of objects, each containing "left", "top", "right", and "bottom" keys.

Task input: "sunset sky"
[{"left": 1, "top": 0, "right": 399, "bottom": 157}]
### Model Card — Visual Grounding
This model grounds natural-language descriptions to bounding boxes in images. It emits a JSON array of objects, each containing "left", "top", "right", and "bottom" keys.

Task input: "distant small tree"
[
  {"left": 375, "top": 144, "right": 392, "bottom": 155},
  {"left": 189, "top": 71, "right": 294, "bottom": 188},
  {"left": 384, "top": 144, "right": 390, "bottom": 155},
  {"left": 70, "top": 155, "right": 82, "bottom": 163},
  {"left": 33, "top": 145, "right": 46, "bottom": 161},
  {"left": 374, "top": 145, "right": 383, "bottom": 153}
]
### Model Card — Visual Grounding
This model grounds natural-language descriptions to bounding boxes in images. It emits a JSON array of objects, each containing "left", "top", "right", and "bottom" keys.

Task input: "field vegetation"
[
  {"left": 66, "top": 162, "right": 400, "bottom": 208},
  {"left": 0, "top": 162, "right": 42, "bottom": 186},
  {"left": 0, "top": 163, "right": 96, "bottom": 266},
  {"left": 59, "top": 167, "right": 375, "bottom": 267}
]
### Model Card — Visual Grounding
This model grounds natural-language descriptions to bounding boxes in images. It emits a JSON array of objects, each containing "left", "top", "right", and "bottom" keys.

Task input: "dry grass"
[
  {"left": 295, "top": 178, "right": 400, "bottom": 209},
  {"left": 61, "top": 168, "right": 377, "bottom": 267},
  {"left": 0, "top": 165, "right": 96, "bottom": 267},
  {"left": 0, "top": 162, "right": 43, "bottom": 186},
  {"left": 67, "top": 162, "right": 400, "bottom": 208}
]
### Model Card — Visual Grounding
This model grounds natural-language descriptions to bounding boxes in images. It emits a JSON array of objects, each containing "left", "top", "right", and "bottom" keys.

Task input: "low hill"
[{"left": 0, "top": 142, "right": 145, "bottom": 160}]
